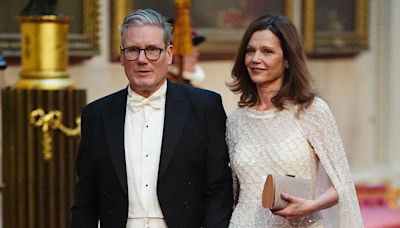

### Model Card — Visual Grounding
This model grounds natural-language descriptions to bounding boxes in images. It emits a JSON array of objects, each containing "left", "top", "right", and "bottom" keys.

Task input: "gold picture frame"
[
  {"left": 110, "top": 0, "right": 295, "bottom": 61},
  {"left": 110, "top": 0, "right": 133, "bottom": 62},
  {"left": 302, "top": 0, "right": 369, "bottom": 56},
  {"left": 0, "top": 0, "right": 99, "bottom": 63}
]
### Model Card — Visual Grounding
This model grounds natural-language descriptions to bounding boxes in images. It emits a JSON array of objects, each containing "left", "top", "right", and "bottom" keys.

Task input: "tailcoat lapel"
[
  {"left": 158, "top": 81, "right": 190, "bottom": 179},
  {"left": 100, "top": 82, "right": 189, "bottom": 193},
  {"left": 103, "top": 89, "right": 128, "bottom": 195}
]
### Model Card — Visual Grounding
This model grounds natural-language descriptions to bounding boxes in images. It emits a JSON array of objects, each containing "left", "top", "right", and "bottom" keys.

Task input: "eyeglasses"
[{"left": 120, "top": 46, "right": 166, "bottom": 61}]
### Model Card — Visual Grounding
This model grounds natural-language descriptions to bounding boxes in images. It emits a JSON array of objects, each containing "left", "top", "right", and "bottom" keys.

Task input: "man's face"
[{"left": 120, "top": 25, "right": 173, "bottom": 97}]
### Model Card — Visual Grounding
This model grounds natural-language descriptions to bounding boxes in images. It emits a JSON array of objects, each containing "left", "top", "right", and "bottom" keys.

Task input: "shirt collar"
[{"left": 127, "top": 79, "right": 167, "bottom": 100}]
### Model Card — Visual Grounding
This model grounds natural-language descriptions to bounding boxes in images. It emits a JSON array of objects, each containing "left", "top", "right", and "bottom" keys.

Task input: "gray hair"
[{"left": 120, "top": 8, "right": 172, "bottom": 46}]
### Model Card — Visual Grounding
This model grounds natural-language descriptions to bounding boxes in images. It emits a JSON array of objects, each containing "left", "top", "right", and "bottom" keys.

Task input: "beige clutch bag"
[{"left": 262, "top": 174, "right": 312, "bottom": 209}]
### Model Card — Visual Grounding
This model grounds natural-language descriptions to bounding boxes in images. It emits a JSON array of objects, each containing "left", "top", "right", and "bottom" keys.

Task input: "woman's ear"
[{"left": 285, "top": 60, "right": 289, "bottom": 69}]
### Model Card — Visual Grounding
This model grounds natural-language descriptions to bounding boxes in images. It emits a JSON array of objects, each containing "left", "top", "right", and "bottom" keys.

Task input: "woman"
[{"left": 226, "top": 13, "right": 363, "bottom": 227}]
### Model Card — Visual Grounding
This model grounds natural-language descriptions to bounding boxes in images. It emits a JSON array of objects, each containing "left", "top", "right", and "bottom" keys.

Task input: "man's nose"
[{"left": 137, "top": 50, "right": 148, "bottom": 62}]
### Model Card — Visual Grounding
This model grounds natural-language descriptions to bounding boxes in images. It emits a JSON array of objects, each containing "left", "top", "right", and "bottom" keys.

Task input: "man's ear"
[
  {"left": 120, "top": 51, "right": 124, "bottom": 66},
  {"left": 167, "top": 44, "right": 174, "bottom": 65},
  {"left": 119, "top": 44, "right": 125, "bottom": 66}
]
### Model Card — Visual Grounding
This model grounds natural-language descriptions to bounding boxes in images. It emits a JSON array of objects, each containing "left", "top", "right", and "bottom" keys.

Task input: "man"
[
  {"left": 167, "top": 21, "right": 206, "bottom": 85},
  {"left": 70, "top": 9, "right": 233, "bottom": 228}
]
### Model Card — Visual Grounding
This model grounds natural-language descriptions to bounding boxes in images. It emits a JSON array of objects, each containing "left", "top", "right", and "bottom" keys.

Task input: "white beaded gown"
[{"left": 226, "top": 97, "right": 364, "bottom": 228}]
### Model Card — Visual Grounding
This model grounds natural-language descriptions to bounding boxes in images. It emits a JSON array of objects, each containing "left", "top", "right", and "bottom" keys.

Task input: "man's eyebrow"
[{"left": 125, "top": 44, "right": 162, "bottom": 49}]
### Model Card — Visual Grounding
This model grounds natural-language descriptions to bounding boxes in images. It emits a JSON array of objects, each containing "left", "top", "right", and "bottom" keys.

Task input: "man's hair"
[{"left": 120, "top": 8, "right": 172, "bottom": 46}]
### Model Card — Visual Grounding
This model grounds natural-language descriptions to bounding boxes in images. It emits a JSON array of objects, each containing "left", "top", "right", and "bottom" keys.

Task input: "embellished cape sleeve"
[{"left": 299, "top": 97, "right": 364, "bottom": 228}]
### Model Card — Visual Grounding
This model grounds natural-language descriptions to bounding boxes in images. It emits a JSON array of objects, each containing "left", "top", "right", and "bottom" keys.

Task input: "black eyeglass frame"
[{"left": 120, "top": 46, "right": 167, "bottom": 61}]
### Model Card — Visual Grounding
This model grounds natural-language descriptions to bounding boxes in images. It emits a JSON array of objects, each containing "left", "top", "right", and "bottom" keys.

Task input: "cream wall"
[{"left": 2, "top": 0, "right": 400, "bottom": 185}]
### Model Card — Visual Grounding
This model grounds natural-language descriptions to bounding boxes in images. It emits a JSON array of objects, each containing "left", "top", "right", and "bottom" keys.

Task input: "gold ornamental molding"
[{"left": 29, "top": 108, "right": 81, "bottom": 160}]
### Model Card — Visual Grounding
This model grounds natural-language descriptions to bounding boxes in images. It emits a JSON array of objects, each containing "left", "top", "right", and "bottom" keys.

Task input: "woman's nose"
[{"left": 251, "top": 51, "right": 262, "bottom": 62}]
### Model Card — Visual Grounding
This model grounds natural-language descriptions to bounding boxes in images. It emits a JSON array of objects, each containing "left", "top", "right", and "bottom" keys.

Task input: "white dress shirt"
[{"left": 124, "top": 80, "right": 168, "bottom": 228}]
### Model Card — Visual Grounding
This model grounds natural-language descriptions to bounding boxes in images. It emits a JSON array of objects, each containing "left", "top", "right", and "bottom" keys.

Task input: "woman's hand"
[
  {"left": 272, "top": 185, "right": 339, "bottom": 220},
  {"left": 271, "top": 193, "right": 317, "bottom": 220}
]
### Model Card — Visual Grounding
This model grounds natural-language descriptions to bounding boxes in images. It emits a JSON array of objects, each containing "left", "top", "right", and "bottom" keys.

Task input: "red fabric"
[
  {"left": 356, "top": 184, "right": 400, "bottom": 227},
  {"left": 361, "top": 206, "right": 400, "bottom": 228},
  {"left": 356, "top": 184, "right": 390, "bottom": 207}
]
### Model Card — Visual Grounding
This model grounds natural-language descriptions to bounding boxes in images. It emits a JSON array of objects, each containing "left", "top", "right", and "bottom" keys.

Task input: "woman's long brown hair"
[{"left": 227, "top": 13, "right": 315, "bottom": 111}]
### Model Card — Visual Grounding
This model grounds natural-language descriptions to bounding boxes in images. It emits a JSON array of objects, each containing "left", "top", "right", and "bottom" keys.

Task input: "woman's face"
[{"left": 245, "top": 29, "right": 287, "bottom": 88}]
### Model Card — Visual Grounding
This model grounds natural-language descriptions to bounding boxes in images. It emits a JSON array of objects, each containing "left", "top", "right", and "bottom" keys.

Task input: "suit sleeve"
[
  {"left": 203, "top": 94, "right": 234, "bottom": 228},
  {"left": 70, "top": 108, "right": 99, "bottom": 228}
]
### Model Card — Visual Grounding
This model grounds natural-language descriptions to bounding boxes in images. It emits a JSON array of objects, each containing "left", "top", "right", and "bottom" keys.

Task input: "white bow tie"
[{"left": 128, "top": 95, "right": 162, "bottom": 112}]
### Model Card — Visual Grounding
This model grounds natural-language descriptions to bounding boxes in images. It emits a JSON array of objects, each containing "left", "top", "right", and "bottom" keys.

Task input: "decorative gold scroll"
[{"left": 29, "top": 108, "right": 81, "bottom": 160}]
